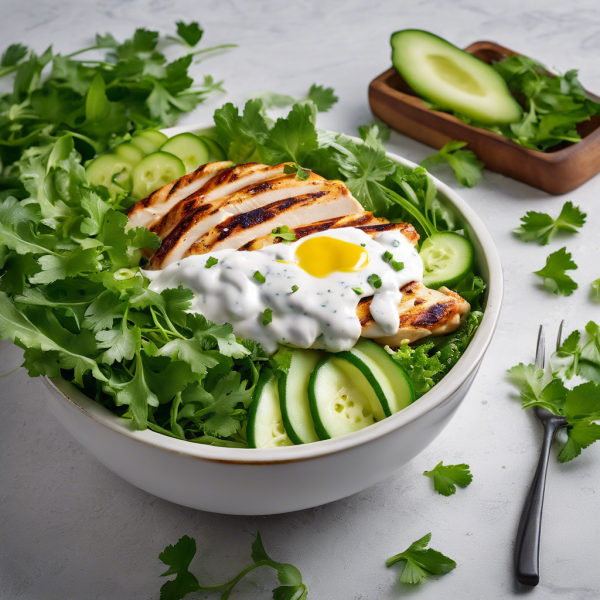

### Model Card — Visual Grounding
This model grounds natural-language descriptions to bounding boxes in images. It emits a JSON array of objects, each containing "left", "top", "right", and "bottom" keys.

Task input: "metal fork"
[{"left": 514, "top": 322, "right": 568, "bottom": 586}]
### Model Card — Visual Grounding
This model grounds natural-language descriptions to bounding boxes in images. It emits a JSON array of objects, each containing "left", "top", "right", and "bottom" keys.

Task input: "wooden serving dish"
[{"left": 368, "top": 41, "right": 600, "bottom": 195}]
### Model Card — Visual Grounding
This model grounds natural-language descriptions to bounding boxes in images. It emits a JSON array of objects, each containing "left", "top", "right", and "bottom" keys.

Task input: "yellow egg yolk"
[{"left": 295, "top": 236, "right": 369, "bottom": 278}]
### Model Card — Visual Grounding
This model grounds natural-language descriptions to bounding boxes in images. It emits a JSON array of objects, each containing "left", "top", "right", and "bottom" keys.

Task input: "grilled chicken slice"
[
  {"left": 149, "top": 174, "right": 347, "bottom": 269},
  {"left": 358, "top": 282, "right": 470, "bottom": 347},
  {"left": 126, "top": 161, "right": 232, "bottom": 230},
  {"left": 150, "top": 163, "right": 309, "bottom": 240},
  {"left": 186, "top": 185, "right": 364, "bottom": 255},
  {"left": 239, "top": 214, "right": 418, "bottom": 251}
]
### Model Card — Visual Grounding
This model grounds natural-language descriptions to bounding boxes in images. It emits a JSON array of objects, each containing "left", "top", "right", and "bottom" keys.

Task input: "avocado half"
[{"left": 391, "top": 29, "right": 522, "bottom": 125}]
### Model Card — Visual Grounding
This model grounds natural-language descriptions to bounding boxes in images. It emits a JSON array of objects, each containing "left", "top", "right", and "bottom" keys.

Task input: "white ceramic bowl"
[{"left": 40, "top": 126, "right": 503, "bottom": 515}]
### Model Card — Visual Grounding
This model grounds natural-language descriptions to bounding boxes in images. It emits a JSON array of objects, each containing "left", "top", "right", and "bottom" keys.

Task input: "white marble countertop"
[{"left": 1, "top": 0, "right": 599, "bottom": 598}]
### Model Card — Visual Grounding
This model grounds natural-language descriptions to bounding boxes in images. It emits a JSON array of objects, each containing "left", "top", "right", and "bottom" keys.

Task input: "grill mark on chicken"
[
  {"left": 215, "top": 191, "right": 329, "bottom": 242},
  {"left": 150, "top": 203, "right": 213, "bottom": 264},
  {"left": 407, "top": 302, "right": 448, "bottom": 327}
]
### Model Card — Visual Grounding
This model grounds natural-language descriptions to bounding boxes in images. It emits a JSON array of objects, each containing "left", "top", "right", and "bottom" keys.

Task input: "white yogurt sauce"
[{"left": 145, "top": 227, "right": 423, "bottom": 354}]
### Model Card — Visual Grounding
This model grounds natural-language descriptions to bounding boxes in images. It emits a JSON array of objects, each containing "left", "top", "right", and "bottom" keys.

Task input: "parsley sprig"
[
  {"left": 508, "top": 321, "right": 600, "bottom": 462},
  {"left": 533, "top": 247, "right": 578, "bottom": 296},
  {"left": 420, "top": 141, "right": 483, "bottom": 188},
  {"left": 515, "top": 201, "right": 586, "bottom": 245},
  {"left": 386, "top": 533, "right": 456, "bottom": 585},
  {"left": 0, "top": 23, "right": 233, "bottom": 179},
  {"left": 159, "top": 532, "right": 308, "bottom": 600},
  {"left": 423, "top": 462, "right": 473, "bottom": 496}
]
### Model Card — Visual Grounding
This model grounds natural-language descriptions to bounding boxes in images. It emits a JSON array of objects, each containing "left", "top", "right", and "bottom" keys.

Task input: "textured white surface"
[{"left": 1, "top": 0, "right": 599, "bottom": 598}]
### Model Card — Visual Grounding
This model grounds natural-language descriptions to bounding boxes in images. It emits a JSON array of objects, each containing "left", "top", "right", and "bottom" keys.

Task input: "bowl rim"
[{"left": 43, "top": 123, "right": 504, "bottom": 465}]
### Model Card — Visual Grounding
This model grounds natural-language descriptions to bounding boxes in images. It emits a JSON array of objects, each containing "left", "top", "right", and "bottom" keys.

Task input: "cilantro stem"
[
  {"left": 63, "top": 45, "right": 103, "bottom": 58},
  {"left": 149, "top": 306, "right": 171, "bottom": 343},
  {"left": 378, "top": 183, "right": 436, "bottom": 237},
  {"left": 190, "top": 43, "right": 238, "bottom": 57},
  {"left": 194, "top": 561, "right": 280, "bottom": 592}
]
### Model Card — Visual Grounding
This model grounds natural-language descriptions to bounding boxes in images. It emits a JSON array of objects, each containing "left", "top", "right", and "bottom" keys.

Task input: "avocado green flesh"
[{"left": 391, "top": 29, "right": 522, "bottom": 125}]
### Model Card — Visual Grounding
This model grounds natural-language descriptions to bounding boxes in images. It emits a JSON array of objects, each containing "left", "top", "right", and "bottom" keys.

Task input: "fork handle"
[{"left": 514, "top": 420, "right": 560, "bottom": 586}]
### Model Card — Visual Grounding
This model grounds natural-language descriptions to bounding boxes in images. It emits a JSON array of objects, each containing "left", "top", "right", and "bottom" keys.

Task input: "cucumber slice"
[
  {"left": 85, "top": 152, "right": 134, "bottom": 197},
  {"left": 130, "top": 129, "right": 168, "bottom": 155},
  {"left": 278, "top": 349, "right": 323, "bottom": 444},
  {"left": 199, "top": 135, "right": 227, "bottom": 161},
  {"left": 391, "top": 30, "right": 522, "bottom": 125},
  {"left": 160, "top": 133, "right": 210, "bottom": 173},
  {"left": 114, "top": 141, "right": 144, "bottom": 164},
  {"left": 247, "top": 370, "right": 294, "bottom": 448},
  {"left": 420, "top": 232, "right": 474, "bottom": 289},
  {"left": 308, "top": 356, "right": 376, "bottom": 440},
  {"left": 336, "top": 339, "right": 415, "bottom": 419},
  {"left": 130, "top": 151, "right": 186, "bottom": 199}
]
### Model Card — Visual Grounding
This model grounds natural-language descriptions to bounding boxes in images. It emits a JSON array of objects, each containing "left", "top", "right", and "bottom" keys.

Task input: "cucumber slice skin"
[
  {"left": 247, "top": 369, "right": 294, "bottom": 449},
  {"left": 278, "top": 349, "right": 323, "bottom": 445},
  {"left": 391, "top": 29, "right": 522, "bottom": 125},
  {"left": 160, "top": 133, "right": 210, "bottom": 173},
  {"left": 420, "top": 232, "right": 474, "bottom": 289},
  {"left": 338, "top": 339, "right": 415, "bottom": 417},
  {"left": 130, "top": 129, "right": 169, "bottom": 155},
  {"left": 85, "top": 152, "right": 135, "bottom": 196},
  {"left": 308, "top": 356, "right": 377, "bottom": 440},
  {"left": 130, "top": 151, "right": 186, "bottom": 199}
]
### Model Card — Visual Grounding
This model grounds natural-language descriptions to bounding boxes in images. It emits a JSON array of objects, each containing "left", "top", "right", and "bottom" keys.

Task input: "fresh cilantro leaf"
[
  {"left": 113, "top": 341, "right": 159, "bottom": 429},
  {"left": 96, "top": 316, "right": 137, "bottom": 365},
  {"left": 558, "top": 421, "right": 600, "bottom": 463},
  {"left": 329, "top": 135, "right": 395, "bottom": 214},
  {"left": 515, "top": 201, "right": 586, "bottom": 245},
  {"left": 420, "top": 141, "right": 484, "bottom": 188},
  {"left": 534, "top": 247, "right": 578, "bottom": 296},
  {"left": 254, "top": 83, "right": 337, "bottom": 113},
  {"left": 1, "top": 43, "right": 28, "bottom": 67},
  {"left": 158, "top": 535, "right": 200, "bottom": 600},
  {"left": 194, "top": 372, "right": 253, "bottom": 437},
  {"left": 175, "top": 22, "right": 203, "bottom": 47},
  {"left": 262, "top": 308, "right": 273, "bottom": 326},
  {"left": 358, "top": 121, "right": 391, "bottom": 143},
  {"left": 305, "top": 84, "right": 338, "bottom": 112},
  {"left": 423, "top": 461, "right": 473, "bottom": 496},
  {"left": 158, "top": 532, "right": 308, "bottom": 600},
  {"left": 263, "top": 102, "right": 319, "bottom": 165},
  {"left": 391, "top": 342, "right": 444, "bottom": 398},
  {"left": 214, "top": 100, "right": 269, "bottom": 163},
  {"left": 386, "top": 533, "right": 456, "bottom": 585},
  {"left": 186, "top": 313, "right": 249, "bottom": 359},
  {"left": 155, "top": 337, "right": 220, "bottom": 378},
  {"left": 0, "top": 292, "right": 105, "bottom": 385}
]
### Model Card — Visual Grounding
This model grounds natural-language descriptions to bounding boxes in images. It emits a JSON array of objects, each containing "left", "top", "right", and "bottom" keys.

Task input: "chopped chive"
[
  {"left": 291, "top": 285, "right": 299, "bottom": 293},
  {"left": 253, "top": 270, "right": 266, "bottom": 283},
  {"left": 383, "top": 250, "right": 404, "bottom": 272},
  {"left": 283, "top": 163, "right": 297, "bottom": 175},
  {"left": 296, "top": 167, "right": 311, "bottom": 180},
  {"left": 367, "top": 273, "right": 382, "bottom": 289},
  {"left": 270, "top": 225, "right": 296, "bottom": 242},
  {"left": 352, "top": 287, "right": 363, "bottom": 295},
  {"left": 262, "top": 308, "right": 273, "bottom": 325},
  {"left": 360, "top": 243, "right": 366, "bottom": 247},
  {"left": 205, "top": 256, "right": 218, "bottom": 268}
]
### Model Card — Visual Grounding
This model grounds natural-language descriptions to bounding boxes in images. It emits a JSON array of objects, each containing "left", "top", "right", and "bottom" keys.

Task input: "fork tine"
[
  {"left": 556, "top": 320, "right": 564, "bottom": 351},
  {"left": 535, "top": 325, "right": 545, "bottom": 370}
]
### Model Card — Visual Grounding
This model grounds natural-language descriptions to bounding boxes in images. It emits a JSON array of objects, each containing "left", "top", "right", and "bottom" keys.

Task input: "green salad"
[{"left": 0, "top": 33, "right": 486, "bottom": 448}]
